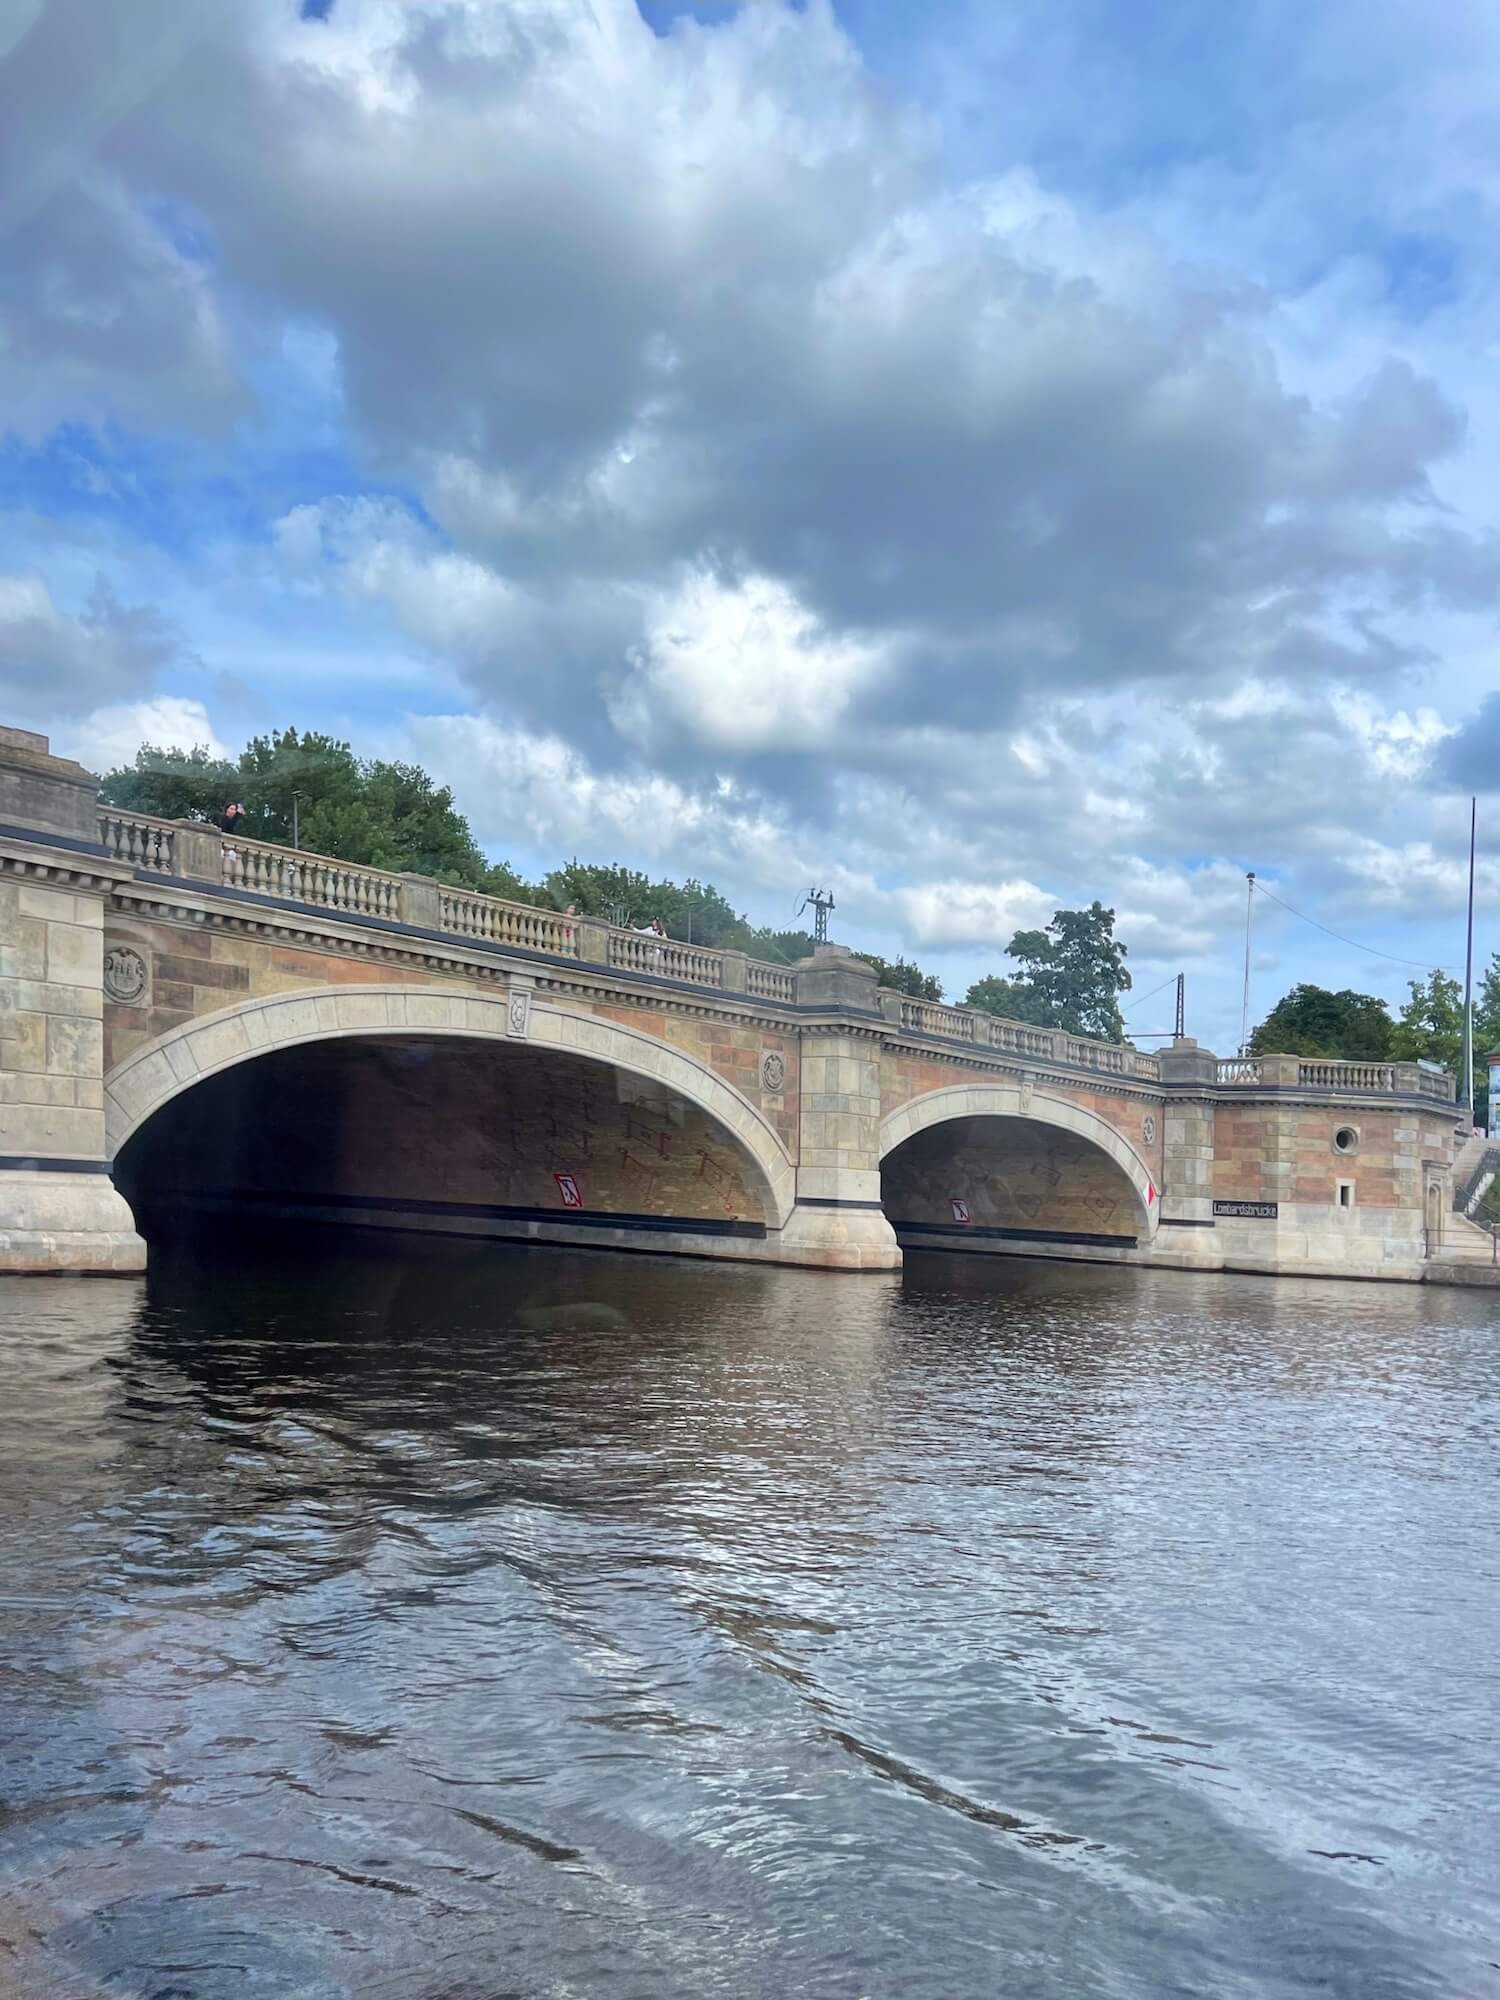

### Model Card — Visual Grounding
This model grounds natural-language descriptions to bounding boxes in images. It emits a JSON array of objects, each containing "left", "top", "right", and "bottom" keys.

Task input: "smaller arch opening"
[{"left": 882, "top": 1113, "right": 1145, "bottom": 1252}]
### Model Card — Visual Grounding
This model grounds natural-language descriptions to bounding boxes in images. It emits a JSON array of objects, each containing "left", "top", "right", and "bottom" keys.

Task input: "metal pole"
[
  {"left": 1174, "top": 972, "right": 1185, "bottom": 1041},
  {"left": 292, "top": 793, "right": 302, "bottom": 850},
  {"left": 1461, "top": 796, "right": 1476, "bottom": 1125},
  {"left": 1239, "top": 873, "right": 1255, "bottom": 1055}
]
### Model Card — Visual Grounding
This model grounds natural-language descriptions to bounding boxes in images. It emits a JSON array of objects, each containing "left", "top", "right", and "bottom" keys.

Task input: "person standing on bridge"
[{"left": 218, "top": 801, "right": 245, "bottom": 881}]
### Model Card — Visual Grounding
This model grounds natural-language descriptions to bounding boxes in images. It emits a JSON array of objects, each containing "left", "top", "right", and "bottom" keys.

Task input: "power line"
[
  {"left": 1123, "top": 973, "right": 1179, "bottom": 1017},
  {"left": 1251, "top": 879, "right": 1461, "bottom": 977}
]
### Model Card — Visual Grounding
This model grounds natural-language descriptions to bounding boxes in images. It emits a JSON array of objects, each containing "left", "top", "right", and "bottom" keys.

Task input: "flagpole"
[
  {"left": 1461, "top": 798, "right": 1476, "bottom": 1127},
  {"left": 1239, "top": 872, "right": 1255, "bottom": 1056}
]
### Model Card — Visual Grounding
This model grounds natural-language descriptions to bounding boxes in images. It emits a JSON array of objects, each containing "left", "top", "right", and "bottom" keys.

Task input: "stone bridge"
[{"left": 1, "top": 728, "right": 1461, "bottom": 1281}]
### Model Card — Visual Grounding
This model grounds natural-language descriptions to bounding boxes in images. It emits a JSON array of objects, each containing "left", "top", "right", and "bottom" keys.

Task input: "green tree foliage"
[
  {"left": 855, "top": 955, "right": 943, "bottom": 1001},
  {"left": 1390, "top": 969, "right": 1464, "bottom": 1070},
  {"left": 963, "top": 973, "right": 1054, "bottom": 1025},
  {"left": 100, "top": 731, "right": 496, "bottom": 886},
  {"left": 1249, "top": 985, "right": 1394, "bottom": 1060},
  {"left": 971, "top": 902, "right": 1131, "bottom": 1041},
  {"left": 98, "top": 741, "right": 239, "bottom": 825}
]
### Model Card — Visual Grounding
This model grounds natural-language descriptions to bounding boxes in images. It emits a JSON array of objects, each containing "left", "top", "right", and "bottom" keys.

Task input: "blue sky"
[{"left": 3, "top": 0, "right": 1499, "bottom": 1049}]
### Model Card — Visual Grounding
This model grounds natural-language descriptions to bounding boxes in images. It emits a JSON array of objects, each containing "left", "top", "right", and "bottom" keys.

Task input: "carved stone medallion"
[
  {"left": 1142, "top": 1113, "right": 1157, "bottom": 1145},
  {"left": 506, "top": 987, "right": 532, "bottom": 1039},
  {"left": 760, "top": 1050, "right": 786, "bottom": 1093},
  {"left": 1018, "top": 1074, "right": 1034, "bottom": 1115},
  {"left": 103, "top": 945, "right": 147, "bottom": 1006}
]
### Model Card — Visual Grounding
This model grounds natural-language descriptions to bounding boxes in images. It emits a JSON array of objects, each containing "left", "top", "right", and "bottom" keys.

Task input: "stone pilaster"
[
  {"left": 758, "top": 954, "right": 896, "bottom": 1267},
  {"left": 1158, "top": 1039, "right": 1216, "bottom": 1227},
  {"left": 0, "top": 733, "right": 144, "bottom": 1273}
]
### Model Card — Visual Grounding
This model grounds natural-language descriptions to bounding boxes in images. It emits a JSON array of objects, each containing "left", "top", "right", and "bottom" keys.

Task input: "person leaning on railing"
[{"left": 217, "top": 801, "right": 246, "bottom": 880}]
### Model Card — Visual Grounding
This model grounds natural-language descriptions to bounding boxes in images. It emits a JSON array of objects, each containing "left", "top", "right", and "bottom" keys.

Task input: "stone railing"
[
  {"left": 227, "top": 834, "right": 404, "bottom": 919},
  {"left": 1296, "top": 1060, "right": 1395, "bottom": 1092},
  {"left": 608, "top": 930, "right": 725, "bottom": 987},
  {"left": 1216, "top": 1059, "right": 1262, "bottom": 1085},
  {"left": 1215, "top": 1055, "right": 1457, "bottom": 1100},
  {"left": 900, "top": 997, "right": 975, "bottom": 1040},
  {"left": 984, "top": 1018, "right": 1059, "bottom": 1061},
  {"left": 439, "top": 887, "right": 578, "bottom": 956},
  {"left": 747, "top": 961, "right": 797, "bottom": 1002},
  {"left": 898, "top": 996, "right": 1162, "bottom": 1077},
  {"left": 98, "top": 807, "right": 175, "bottom": 873}
]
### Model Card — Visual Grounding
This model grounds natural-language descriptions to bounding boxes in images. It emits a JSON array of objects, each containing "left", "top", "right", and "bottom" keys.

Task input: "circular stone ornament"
[
  {"left": 1142, "top": 1113, "right": 1157, "bottom": 1145},
  {"left": 103, "top": 946, "right": 148, "bottom": 1005},
  {"left": 760, "top": 1051, "right": 787, "bottom": 1093}
]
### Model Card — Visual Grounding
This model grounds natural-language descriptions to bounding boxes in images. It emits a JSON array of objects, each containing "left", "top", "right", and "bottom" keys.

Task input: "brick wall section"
[
  {"left": 1210, "top": 1104, "right": 1429, "bottom": 1211},
  {"left": 883, "top": 1116, "right": 1142, "bottom": 1238},
  {"left": 119, "top": 1035, "right": 769, "bottom": 1224},
  {"left": 104, "top": 919, "right": 454, "bottom": 1076}
]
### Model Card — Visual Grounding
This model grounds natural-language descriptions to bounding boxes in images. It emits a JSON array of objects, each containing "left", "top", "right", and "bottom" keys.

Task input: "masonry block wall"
[
  {"left": 0, "top": 876, "right": 107, "bottom": 1159},
  {"left": 118, "top": 1036, "right": 770, "bottom": 1228}
]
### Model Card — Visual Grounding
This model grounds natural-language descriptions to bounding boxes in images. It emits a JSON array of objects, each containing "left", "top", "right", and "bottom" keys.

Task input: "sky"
[{"left": 3, "top": 0, "right": 1500, "bottom": 1051}]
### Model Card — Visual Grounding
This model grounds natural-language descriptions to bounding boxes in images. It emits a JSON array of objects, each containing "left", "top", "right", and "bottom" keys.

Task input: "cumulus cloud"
[
  {"left": 13, "top": 0, "right": 1483, "bottom": 783},
  {"left": 58, "top": 695, "right": 226, "bottom": 776},
  {"left": 7, "top": 0, "right": 1500, "bottom": 1049},
  {"left": 0, "top": 573, "right": 176, "bottom": 720}
]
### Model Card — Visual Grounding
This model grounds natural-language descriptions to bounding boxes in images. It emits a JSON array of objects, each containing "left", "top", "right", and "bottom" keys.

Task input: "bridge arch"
[
  {"left": 879, "top": 1083, "right": 1158, "bottom": 1243},
  {"left": 105, "top": 984, "right": 796, "bottom": 1227}
]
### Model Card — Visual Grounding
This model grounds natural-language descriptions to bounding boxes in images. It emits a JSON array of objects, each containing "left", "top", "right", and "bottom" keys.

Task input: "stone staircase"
[
  {"left": 1435, "top": 1211, "right": 1497, "bottom": 1264},
  {"left": 1452, "top": 1132, "right": 1500, "bottom": 1219}
]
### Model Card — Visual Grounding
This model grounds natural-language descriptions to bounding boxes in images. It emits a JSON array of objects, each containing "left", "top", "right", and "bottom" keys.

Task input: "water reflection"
[{"left": 1, "top": 1238, "right": 1497, "bottom": 1998}]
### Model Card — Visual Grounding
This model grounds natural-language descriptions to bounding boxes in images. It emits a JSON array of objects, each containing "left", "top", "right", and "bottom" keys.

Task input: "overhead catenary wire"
[
  {"left": 1249, "top": 878, "right": 1462, "bottom": 977},
  {"left": 1123, "top": 973, "right": 1180, "bottom": 1017}
]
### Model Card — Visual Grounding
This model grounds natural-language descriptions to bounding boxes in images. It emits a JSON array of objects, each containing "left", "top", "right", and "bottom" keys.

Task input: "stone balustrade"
[
  {"left": 439, "top": 886, "right": 579, "bottom": 955},
  {"left": 87, "top": 805, "right": 1459, "bottom": 1102},
  {"left": 98, "top": 808, "right": 175, "bottom": 873}
]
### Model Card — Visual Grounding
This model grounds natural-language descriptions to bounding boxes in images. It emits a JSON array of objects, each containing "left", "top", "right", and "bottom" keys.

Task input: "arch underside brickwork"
[
  {"left": 105, "top": 985, "right": 796, "bottom": 1228},
  {"left": 880, "top": 1083, "right": 1158, "bottom": 1241}
]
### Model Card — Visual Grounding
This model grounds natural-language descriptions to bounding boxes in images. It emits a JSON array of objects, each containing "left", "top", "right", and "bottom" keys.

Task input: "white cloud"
[
  {"left": 613, "top": 568, "right": 891, "bottom": 756},
  {"left": 58, "top": 695, "right": 226, "bottom": 775},
  {"left": 0, "top": 572, "right": 175, "bottom": 719}
]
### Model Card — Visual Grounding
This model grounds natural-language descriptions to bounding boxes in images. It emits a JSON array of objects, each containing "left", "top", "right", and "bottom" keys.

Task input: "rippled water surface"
[{"left": 2, "top": 1238, "right": 1499, "bottom": 1999}]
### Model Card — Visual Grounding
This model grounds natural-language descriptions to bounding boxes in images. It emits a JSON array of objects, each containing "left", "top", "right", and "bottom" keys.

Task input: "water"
[{"left": 2, "top": 1237, "right": 1498, "bottom": 2000}]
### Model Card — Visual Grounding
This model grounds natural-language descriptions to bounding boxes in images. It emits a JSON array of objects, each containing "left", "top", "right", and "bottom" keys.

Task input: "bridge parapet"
[{"left": 1214, "top": 1055, "right": 1455, "bottom": 1101}]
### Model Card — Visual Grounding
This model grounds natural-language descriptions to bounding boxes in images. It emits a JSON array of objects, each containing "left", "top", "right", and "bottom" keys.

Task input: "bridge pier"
[{"left": 0, "top": 731, "right": 145, "bottom": 1274}]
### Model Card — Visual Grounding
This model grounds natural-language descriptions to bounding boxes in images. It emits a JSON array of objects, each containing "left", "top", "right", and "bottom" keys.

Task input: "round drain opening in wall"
[{"left": 1334, "top": 1126, "right": 1358, "bottom": 1153}]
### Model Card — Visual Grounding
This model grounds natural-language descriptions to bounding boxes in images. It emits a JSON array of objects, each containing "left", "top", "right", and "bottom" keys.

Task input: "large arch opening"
[
  {"left": 109, "top": 988, "right": 793, "bottom": 1262},
  {"left": 880, "top": 1088, "right": 1156, "bottom": 1257}
]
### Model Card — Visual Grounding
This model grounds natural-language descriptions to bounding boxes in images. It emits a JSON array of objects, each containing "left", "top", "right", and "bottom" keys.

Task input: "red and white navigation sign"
[
  {"left": 950, "top": 1197, "right": 972, "bottom": 1224},
  {"left": 554, "top": 1173, "right": 584, "bottom": 1209}
]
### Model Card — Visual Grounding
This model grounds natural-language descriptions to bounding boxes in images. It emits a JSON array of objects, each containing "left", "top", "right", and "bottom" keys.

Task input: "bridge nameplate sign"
[{"left": 1213, "top": 1200, "right": 1279, "bottom": 1220}]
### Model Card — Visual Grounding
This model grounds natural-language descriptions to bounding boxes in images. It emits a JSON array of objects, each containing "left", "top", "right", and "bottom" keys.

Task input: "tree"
[
  {"left": 856, "top": 955, "right": 943, "bottom": 1001},
  {"left": 964, "top": 973, "right": 1053, "bottom": 1025},
  {"left": 1250, "top": 985, "right": 1393, "bottom": 1060},
  {"left": 996, "top": 902, "right": 1132, "bottom": 1041},
  {"left": 101, "top": 729, "right": 494, "bottom": 887},
  {"left": 1390, "top": 970, "right": 1464, "bottom": 1071},
  {"left": 98, "top": 741, "right": 238, "bottom": 824}
]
